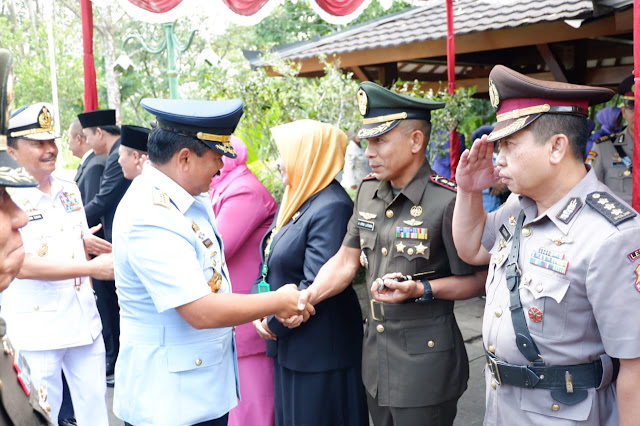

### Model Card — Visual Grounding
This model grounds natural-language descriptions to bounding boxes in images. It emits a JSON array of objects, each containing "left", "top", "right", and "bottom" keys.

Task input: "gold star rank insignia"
[
  {"left": 415, "top": 242, "right": 427, "bottom": 255},
  {"left": 396, "top": 241, "right": 406, "bottom": 253}
]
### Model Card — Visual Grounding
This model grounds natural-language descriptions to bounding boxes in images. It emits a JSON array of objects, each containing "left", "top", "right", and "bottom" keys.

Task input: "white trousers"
[{"left": 21, "top": 334, "right": 109, "bottom": 426}]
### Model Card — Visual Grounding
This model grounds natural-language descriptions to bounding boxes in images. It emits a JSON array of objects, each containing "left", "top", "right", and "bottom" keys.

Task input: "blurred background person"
[
  {"left": 69, "top": 118, "right": 107, "bottom": 214},
  {"left": 252, "top": 119, "right": 368, "bottom": 426},
  {"left": 431, "top": 131, "right": 466, "bottom": 179},
  {"left": 209, "top": 135, "right": 278, "bottom": 426},
  {"left": 341, "top": 129, "right": 370, "bottom": 190},
  {"left": 471, "top": 124, "right": 509, "bottom": 213},
  {"left": 118, "top": 125, "right": 149, "bottom": 181},
  {"left": 585, "top": 106, "right": 622, "bottom": 156}
]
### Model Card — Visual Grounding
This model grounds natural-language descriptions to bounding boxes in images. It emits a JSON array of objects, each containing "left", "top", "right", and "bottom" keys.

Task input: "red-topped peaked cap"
[{"left": 486, "top": 65, "right": 615, "bottom": 142}]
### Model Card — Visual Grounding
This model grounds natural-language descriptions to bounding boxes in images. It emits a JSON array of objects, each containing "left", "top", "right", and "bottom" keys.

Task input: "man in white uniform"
[{"left": 4, "top": 103, "right": 113, "bottom": 425}]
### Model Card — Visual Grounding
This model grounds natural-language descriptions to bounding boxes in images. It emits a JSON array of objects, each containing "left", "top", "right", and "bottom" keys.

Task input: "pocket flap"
[
  {"left": 520, "top": 388, "right": 594, "bottom": 421},
  {"left": 360, "top": 231, "right": 377, "bottom": 249},
  {"left": 403, "top": 324, "right": 454, "bottom": 355},
  {"left": 521, "top": 272, "right": 570, "bottom": 303},
  {"left": 167, "top": 340, "right": 223, "bottom": 373}
]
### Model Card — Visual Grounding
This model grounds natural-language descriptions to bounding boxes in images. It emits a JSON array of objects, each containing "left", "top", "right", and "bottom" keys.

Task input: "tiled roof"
[{"left": 262, "top": 0, "right": 594, "bottom": 63}]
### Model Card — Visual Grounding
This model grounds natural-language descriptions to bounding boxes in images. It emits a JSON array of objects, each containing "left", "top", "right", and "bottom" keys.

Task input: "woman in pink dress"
[{"left": 210, "top": 136, "right": 278, "bottom": 426}]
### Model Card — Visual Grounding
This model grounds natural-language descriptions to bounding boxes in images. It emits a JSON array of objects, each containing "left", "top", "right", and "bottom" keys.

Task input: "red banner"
[
  {"left": 81, "top": 0, "right": 98, "bottom": 111},
  {"left": 126, "top": 0, "right": 184, "bottom": 13}
]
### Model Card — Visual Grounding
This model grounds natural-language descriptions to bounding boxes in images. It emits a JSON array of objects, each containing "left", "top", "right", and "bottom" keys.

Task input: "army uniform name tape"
[
  {"left": 357, "top": 219, "right": 375, "bottom": 231},
  {"left": 395, "top": 226, "right": 427, "bottom": 239}
]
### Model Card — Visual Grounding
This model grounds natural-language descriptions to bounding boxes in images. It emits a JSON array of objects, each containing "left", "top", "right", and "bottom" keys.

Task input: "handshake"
[{"left": 253, "top": 284, "right": 317, "bottom": 341}]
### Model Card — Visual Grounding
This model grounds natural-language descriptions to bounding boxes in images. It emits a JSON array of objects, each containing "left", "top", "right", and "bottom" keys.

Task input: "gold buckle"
[
  {"left": 487, "top": 356, "right": 502, "bottom": 385},
  {"left": 370, "top": 300, "right": 385, "bottom": 321},
  {"left": 505, "top": 261, "right": 522, "bottom": 276}
]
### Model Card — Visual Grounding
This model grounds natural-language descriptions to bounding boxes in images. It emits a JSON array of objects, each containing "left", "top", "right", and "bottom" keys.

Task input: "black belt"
[{"left": 485, "top": 350, "right": 604, "bottom": 391}]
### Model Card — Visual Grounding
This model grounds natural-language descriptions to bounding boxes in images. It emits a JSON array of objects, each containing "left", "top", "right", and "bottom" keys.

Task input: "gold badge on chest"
[
  {"left": 410, "top": 206, "right": 423, "bottom": 217},
  {"left": 208, "top": 272, "right": 222, "bottom": 293}
]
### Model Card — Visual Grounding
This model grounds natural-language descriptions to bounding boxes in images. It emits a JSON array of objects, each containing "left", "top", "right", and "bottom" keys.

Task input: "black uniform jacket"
[
  {"left": 252, "top": 181, "right": 364, "bottom": 373},
  {"left": 83, "top": 140, "right": 131, "bottom": 242},
  {"left": 74, "top": 151, "right": 107, "bottom": 229}
]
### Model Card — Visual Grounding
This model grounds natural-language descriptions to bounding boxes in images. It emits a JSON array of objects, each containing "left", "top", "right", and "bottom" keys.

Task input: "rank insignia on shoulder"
[
  {"left": 429, "top": 174, "right": 457, "bottom": 191},
  {"left": 594, "top": 133, "right": 616, "bottom": 144},
  {"left": 556, "top": 197, "right": 582, "bottom": 224},
  {"left": 586, "top": 192, "right": 636, "bottom": 226},
  {"left": 152, "top": 188, "right": 171, "bottom": 209},
  {"left": 362, "top": 173, "right": 377, "bottom": 181}
]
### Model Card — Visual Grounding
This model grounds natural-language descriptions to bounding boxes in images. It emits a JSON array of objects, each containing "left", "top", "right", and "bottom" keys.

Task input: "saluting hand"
[
  {"left": 371, "top": 272, "right": 422, "bottom": 304},
  {"left": 456, "top": 134, "right": 499, "bottom": 193}
]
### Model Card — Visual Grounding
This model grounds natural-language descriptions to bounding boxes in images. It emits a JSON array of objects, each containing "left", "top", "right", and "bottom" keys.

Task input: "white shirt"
[{"left": 2, "top": 176, "right": 102, "bottom": 351}]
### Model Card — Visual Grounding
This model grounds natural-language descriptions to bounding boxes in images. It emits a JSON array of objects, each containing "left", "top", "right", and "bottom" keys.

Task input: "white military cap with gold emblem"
[{"left": 8, "top": 102, "right": 58, "bottom": 141}]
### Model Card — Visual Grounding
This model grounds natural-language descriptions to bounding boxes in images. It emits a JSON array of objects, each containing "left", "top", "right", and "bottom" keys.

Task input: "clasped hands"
[{"left": 253, "top": 284, "right": 316, "bottom": 341}]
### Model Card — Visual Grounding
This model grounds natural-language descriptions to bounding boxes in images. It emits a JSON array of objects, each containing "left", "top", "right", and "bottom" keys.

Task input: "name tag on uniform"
[
  {"left": 357, "top": 219, "right": 375, "bottom": 231},
  {"left": 28, "top": 213, "right": 43, "bottom": 221}
]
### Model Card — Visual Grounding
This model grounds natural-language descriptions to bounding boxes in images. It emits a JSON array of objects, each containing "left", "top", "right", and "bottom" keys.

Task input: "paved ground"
[{"left": 106, "top": 290, "right": 487, "bottom": 425}]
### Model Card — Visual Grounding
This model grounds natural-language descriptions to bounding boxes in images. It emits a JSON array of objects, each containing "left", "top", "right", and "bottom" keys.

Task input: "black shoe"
[{"left": 59, "top": 418, "right": 78, "bottom": 426}]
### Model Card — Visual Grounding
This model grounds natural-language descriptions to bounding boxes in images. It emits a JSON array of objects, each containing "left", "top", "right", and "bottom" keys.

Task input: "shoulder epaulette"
[
  {"left": 429, "top": 174, "right": 457, "bottom": 192},
  {"left": 362, "top": 173, "right": 377, "bottom": 181},
  {"left": 152, "top": 188, "right": 172, "bottom": 209},
  {"left": 586, "top": 191, "right": 636, "bottom": 226},
  {"left": 594, "top": 133, "right": 617, "bottom": 144}
]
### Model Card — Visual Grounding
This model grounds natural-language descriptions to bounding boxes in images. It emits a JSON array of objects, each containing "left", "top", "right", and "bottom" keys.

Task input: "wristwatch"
[{"left": 414, "top": 279, "right": 434, "bottom": 303}]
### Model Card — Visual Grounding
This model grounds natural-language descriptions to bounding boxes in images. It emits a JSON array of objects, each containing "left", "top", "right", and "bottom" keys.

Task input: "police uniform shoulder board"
[
  {"left": 429, "top": 174, "right": 457, "bottom": 192},
  {"left": 586, "top": 191, "right": 636, "bottom": 226},
  {"left": 594, "top": 133, "right": 617, "bottom": 144}
]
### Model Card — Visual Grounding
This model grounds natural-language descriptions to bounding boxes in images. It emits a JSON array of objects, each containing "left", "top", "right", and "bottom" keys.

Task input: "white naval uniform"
[
  {"left": 2, "top": 176, "right": 108, "bottom": 426},
  {"left": 113, "top": 165, "right": 239, "bottom": 426}
]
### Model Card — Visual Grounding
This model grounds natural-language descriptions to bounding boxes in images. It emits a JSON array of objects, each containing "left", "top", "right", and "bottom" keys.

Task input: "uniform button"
[
  {"left": 495, "top": 308, "right": 503, "bottom": 317},
  {"left": 536, "top": 285, "right": 543, "bottom": 293},
  {"left": 0, "top": 379, "right": 3, "bottom": 390},
  {"left": 427, "top": 340, "right": 435, "bottom": 348},
  {"left": 488, "top": 345, "right": 496, "bottom": 354},
  {"left": 381, "top": 247, "right": 388, "bottom": 256},
  {"left": 33, "top": 305, "right": 39, "bottom": 311},
  {"left": 360, "top": 238, "right": 364, "bottom": 246},
  {"left": 522, "top": 227, "right": 532, "bottom": 237},
  {"left": 195, "top": 358, "right": 203, "bottom": 366},
  {"left": 491, "top": 379, "right": 498, "bottom": 389},
  {"left": 75, "top": 286, "right": 81, "bottom": 291},
  {"left": 407, "top": 248, "right": 414, "bottom": 255},
  {"left": 385, "top": 209, "right": 394, "bottom": 218},
  {"left": 376, "top": 324, "right": 384, "bottom": 333},
  {"left": 46, "top": 404, "right": 51, "bottom": 412},
  {"left": 552, "top": 404, "right": 560, "bottom": 412}
]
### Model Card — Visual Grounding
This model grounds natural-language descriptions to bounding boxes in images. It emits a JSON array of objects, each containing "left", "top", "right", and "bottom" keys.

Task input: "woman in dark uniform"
[{"left": 252, "top": 119, "right": 368, "bottom": 426}]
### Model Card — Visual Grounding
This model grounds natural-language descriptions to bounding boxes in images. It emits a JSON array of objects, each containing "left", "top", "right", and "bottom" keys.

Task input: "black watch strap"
[{"left": 415, "top": 279, "right": 433, "bottom": 302}]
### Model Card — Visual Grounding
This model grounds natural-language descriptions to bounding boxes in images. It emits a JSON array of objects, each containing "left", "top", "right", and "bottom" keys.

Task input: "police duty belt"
[{"left": 487, "top": 210, "right": 610, "bottom": 405}]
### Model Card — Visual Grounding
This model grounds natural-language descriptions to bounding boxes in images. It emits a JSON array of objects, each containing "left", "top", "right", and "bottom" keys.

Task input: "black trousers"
[
  {"left": 93, "top": 278, "right": 119, "bottom": 370},
  {"left": 367, "top": 391, "right": 459, "bottom": 426}
]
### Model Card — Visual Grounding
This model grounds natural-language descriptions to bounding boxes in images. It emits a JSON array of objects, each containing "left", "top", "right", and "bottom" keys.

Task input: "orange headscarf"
[{"left": 271, "top": 119, "right": 348, "bottom": 231}]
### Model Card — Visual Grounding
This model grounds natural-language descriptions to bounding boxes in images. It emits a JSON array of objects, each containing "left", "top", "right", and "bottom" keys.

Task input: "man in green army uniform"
[
  {"left": 588, "top": 75, "right": 635, "bottom": 203},
  {"left": 294, "top": 82, "right": 487, "bottom": 426},
  {"left": 0, "top": 48, "right": 50, "bottom": 426}
]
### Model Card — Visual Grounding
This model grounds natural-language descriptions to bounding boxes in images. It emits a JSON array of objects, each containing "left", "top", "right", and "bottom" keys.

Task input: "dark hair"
[
  {"left": 527, "top": 114, "right": 589, "bottom": 161},
  {"left": 623, "top": 99, "right": 635, "bottom": 110},
  {"left": 147, "top": 128, "right": 210, "bottom": 165},
  {"left": 97, "top": 125, "right": 121, "bottom": 136},
  {"left": 7, "top": 136, "right": 17, "bottom": 148}
]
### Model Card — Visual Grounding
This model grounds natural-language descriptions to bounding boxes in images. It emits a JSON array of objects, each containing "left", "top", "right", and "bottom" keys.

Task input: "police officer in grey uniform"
[
  {"left": 0, "top": 47, "right": 50, "bottom": 426},
  {"left": 295, "top": 82, "right": 487, "bottom": 426},
  {"left": 452, "top": 65, "right": 640, "bottom": 424},
  {"left": 589, "top": 75, "right": 635, "bottom": 204}
]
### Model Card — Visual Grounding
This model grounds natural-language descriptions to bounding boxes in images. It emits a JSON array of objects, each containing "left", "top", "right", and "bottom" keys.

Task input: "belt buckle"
[
  {"left": 505, "top": 261, "right": 522, "bottom": 277},
  {"left": 487, "top": 356, "right": 502, "bottom": 385},
  {"left": 370, "top": 300, "right": 385, "bottom": 321}
]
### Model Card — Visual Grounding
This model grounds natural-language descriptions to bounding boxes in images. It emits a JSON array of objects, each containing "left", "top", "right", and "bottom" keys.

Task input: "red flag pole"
[
  {"left": 446, "top": 0, "right": 460, "bottom": 180},
  {"left": 633, "top": 0, "right": 640, "bottom": 210},
  {"left": 81, "top": 0, "right": 98, "bottom": 112}
]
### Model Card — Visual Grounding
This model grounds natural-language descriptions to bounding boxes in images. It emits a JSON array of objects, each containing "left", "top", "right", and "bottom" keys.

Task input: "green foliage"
[{"left": 395, "top": 80, "right": 495, "bottom": 164}]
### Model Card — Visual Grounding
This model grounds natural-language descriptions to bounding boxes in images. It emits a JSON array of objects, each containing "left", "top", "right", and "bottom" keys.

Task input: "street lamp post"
[{"left": 120, "top": 21, "right": 197, "bottom": 99}]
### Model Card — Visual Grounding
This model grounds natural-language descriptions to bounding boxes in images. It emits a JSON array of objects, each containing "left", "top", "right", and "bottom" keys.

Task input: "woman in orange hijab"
[{"left": 252, "top": 120, "right": 368, "bottom": 426}]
